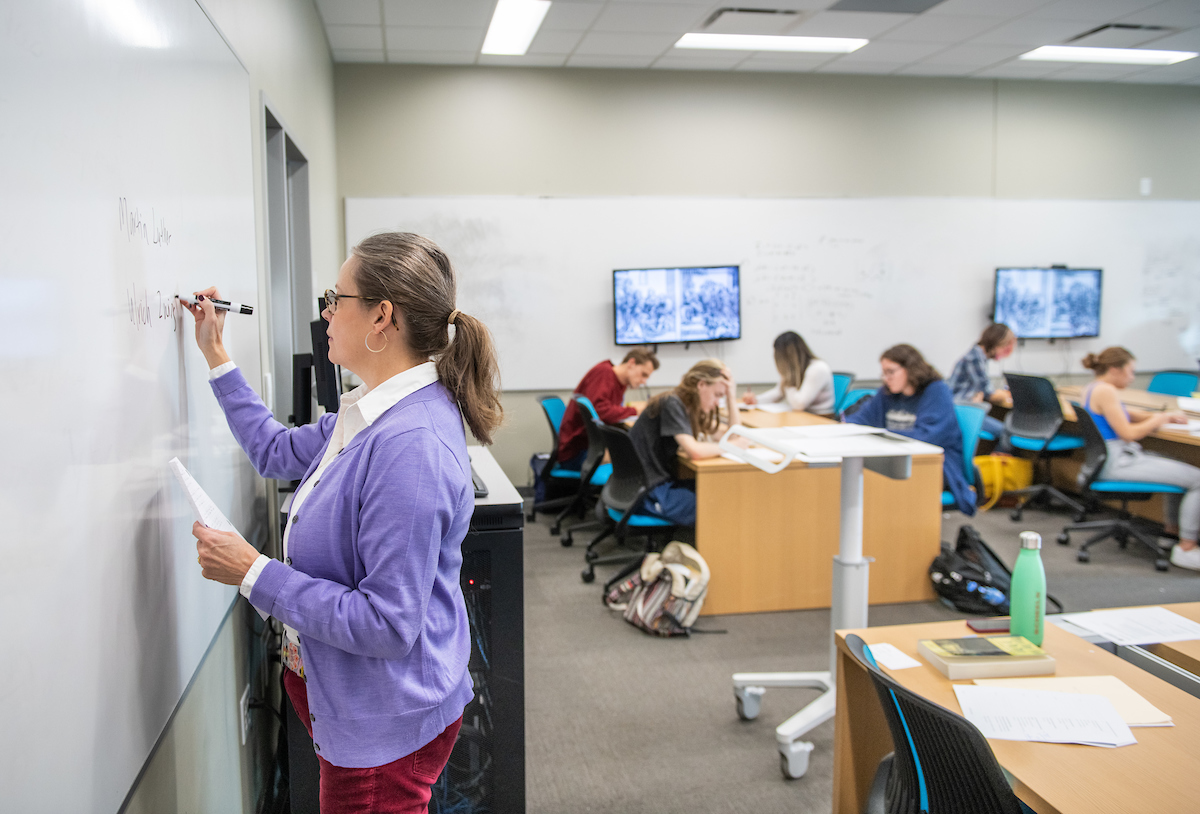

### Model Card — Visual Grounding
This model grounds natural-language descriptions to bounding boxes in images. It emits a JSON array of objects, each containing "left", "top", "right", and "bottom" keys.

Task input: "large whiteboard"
[
  {"left": 347, "top": 197, "right": 1200, "bottom": 390},
  {"left": 0, "top": 2, "right": 261, "bottom": 811}
]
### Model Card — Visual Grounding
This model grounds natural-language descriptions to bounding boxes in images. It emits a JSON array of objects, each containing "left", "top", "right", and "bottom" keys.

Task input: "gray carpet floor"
[{"left": 522, "top": 502, "right": 1200, "bottom": 814}]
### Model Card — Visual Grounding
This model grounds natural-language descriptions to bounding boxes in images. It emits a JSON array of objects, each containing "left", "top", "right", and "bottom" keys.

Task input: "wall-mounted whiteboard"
[
  {"left": 0, "top": 1, "right": 260, "bottom": 811},
  {"left": 347, "top": 196, "right": 1200, "bottom": 391}
]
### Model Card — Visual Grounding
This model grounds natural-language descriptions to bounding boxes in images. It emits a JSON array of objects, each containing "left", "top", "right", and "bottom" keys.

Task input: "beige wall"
[
  {"left": 333, "top": 64, "right": 1200, "bottom": 483},
  {"left": 125, "top": 1, "right": 337, "bottom": 811}
]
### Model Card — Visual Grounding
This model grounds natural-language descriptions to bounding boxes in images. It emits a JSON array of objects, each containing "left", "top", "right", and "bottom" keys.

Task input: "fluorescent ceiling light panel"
[
  {"left": 481, "top": 0, "right": 551, "bottom": 56},
  {"left": 1019, "top": 46, "right": 1197, "bottom": 65},
  {"left": 675, "top": 33, "right": 868, "bottom": 54}
]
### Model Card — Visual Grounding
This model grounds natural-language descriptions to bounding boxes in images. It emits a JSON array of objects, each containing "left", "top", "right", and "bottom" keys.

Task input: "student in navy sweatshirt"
[{"left": 846, "top": 343, "right": 976, "bottom": 515}]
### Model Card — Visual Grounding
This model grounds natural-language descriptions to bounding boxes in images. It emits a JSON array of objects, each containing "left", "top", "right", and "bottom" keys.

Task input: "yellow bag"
[{"left": 973, "top": 455, "right": 1033, "bottom": 511}]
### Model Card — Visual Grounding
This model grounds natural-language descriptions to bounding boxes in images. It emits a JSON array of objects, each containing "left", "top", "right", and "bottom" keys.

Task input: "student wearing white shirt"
[{"left": 742, "top": 331, "right": 835, "bottom": 415}]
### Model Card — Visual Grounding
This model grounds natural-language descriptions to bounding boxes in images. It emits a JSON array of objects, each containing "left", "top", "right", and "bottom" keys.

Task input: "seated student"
[
  {"left": 1079, "top": 347, "right": 1200, "bottom": 570},
  {"left": 846, "top": 344, "right": 976, "bottom": 515},
  {"left": 629, "top": 359, "right": 745, "bottom": 525},
  {"left": 742, "top": 331, "right": 836, "bottom": 416},
  {"left": 948, "top": 323, "right": 1015, "bottom": 446},
  {"left": 557, "top": 348, "right": 659, "bottom": 470}
]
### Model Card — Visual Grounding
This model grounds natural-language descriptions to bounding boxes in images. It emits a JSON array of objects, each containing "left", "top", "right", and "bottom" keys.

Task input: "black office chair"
[
  {"left": 1003, "top": 373, "right": 1087, "bottom": 522},
  {"left": 1055, "top": 404, "right": 1184, "bottom": 572},
  {"left": 581, "top": 423, "right": 680, "bottom": 585},
  {"left": 527, "top": 395, "right": 580, "bottom": 523},
  {"left": 555, "top": 395, "right": 612, "bottom": 545},
  {"left": 844, "top": 634, "right": 1034, "bottom": 814}
]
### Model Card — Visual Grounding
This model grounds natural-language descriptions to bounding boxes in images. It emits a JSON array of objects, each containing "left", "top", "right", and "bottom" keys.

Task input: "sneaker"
[{"left": 1170, "top": 544, "right": 1200, "bottom": 571}]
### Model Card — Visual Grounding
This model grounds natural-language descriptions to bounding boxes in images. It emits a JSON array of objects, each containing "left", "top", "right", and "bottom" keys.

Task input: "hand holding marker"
[{"left": 177, "top": 294, "right": 255, "bottom": 315}]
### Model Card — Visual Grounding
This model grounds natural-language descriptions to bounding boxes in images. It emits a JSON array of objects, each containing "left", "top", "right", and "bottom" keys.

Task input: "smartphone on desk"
[{"left": 965, "top": 617, "right": 1010, "bottom": 633}]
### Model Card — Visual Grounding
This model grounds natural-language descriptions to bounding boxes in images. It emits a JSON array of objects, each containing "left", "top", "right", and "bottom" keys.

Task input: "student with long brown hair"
[
  {"left": 629, "top": 358, "right": 744, "bottom": 525},
  {"left": 742, "top": 331, "right": 835, "bottom": 415},
  {"left": 183, "top": 232, "right": 501, "bottom": 811},
  {"left": 948, "top": 322, "right": 1016, "bottom": 447},
  {"left": 1079, "top": 346, "right": 1200, "bottom": 570},
  {"left": 846, "top": 343, "right": 975, "bottom": 515}
]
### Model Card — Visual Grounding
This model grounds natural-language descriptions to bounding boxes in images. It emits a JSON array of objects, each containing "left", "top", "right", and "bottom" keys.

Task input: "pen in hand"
[{"left": 177, "top": 294, "right": 255, "bottom": 315}]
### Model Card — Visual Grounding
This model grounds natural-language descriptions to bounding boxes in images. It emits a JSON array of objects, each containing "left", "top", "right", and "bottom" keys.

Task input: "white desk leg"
[{"left": 732, "top": 456, "right": 871, "bottom": 779}]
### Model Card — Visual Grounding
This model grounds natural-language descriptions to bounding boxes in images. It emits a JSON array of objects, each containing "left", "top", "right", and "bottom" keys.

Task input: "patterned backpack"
[{"left": 604, "top": 542, "right": 710, "bottom": 637}]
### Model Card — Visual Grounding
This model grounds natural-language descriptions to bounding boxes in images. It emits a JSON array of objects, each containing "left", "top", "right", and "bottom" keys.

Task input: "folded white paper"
[
  {"left": 953, "top": 685, "right": 1136, "bottom": 747},
  {"left": 974, "top": 675, "right": 1172, "bottom": 727},
  {"left": 866, "top": 643, "right": 922, "bottom": 670},
  {"left": 1057, "top": 606, "right": 1200, "bottom": 646}
]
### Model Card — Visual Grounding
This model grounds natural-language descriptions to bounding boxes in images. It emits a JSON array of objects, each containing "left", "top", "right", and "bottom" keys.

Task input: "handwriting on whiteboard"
[
  {"left": 127, "top": 285, "right": 182, "bottom": 332},
  {"left": 118, "top": 197, "right": 172, "bottom": 246}
]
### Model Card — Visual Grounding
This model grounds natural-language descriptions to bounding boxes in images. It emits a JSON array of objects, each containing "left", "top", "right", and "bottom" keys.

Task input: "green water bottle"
[{"left": 1010, "top": 531, "right": 1047, "bottom": 646}]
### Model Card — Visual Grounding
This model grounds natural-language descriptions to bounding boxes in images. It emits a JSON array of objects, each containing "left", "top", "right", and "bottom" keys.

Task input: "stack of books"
[{"left": 917, "top": 635, "right": 1056, "bottom": 680}]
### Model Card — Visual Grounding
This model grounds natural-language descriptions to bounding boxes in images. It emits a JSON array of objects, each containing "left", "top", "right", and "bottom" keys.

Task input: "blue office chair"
[
  {"left": 832, "top": 371, "right": 855, "bottom": 415},
  {"left": 527, "top": 395, "right": 581, "bottom": 522},
  {"left": 943, "top": 404, "right": 986, "bottom": 512},
  {"left": 837, "top": 387, "right": 877, "bottom": 419},
  {"left": 845, "top": 635, "right": 1035, "bottom": 814},
  {"left": 1147, "top": 370, "right": 1199, "bottom": 398},
  {"left": 554, "top": 395, "right": 613, "bottom": 542},
  {"left": 1003, "top": 373, "right": 1087, "bottom": 522},
  {"left": 581, "top": 423, "right": 681, "bottom": 585},
  {"left": 1055, "top": 404, "right": 1185, "bottom": 572}
]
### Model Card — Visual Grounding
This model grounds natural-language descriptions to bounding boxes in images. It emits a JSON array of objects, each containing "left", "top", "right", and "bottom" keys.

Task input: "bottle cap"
[{"left": 1019, "top": 531, "right": 1042, "bottom": 550}]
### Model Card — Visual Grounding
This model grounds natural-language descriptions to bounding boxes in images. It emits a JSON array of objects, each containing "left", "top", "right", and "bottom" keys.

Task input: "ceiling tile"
[
  {"left": 1028, "top": 0, "right": 1161, "bottom": 22},
  {"left": 528, "top": 29, "right": 585, "bottom": 55},
  {"left": 790, "top": 10, "right": 913, "bottom": 37},
  {"left": 317, "top": 0, "right": 383, "bottom": 26},
  {"left": 651, "top": 53, "right": 750, "bottom": 70},
  {"left": 565, "top": 54, "right": 657, "bottom": 68},
  {"left": 1047, "top": 62, "right": 1150, "bottom": 79},
  {"left": 921, "top": 43, "right": 1027, "bottom": 65},
  {"left": 925, "top": 0, "right": 1051, "bottom": 16},
  {"left": 574, "top": 31, "right": 678, "bottom": 56},
  {"left": 387, "top": 51, "right": 479, "bottom": 64},
  {"left": 478, "top": 54, "right": 570, "bottom": 66},
  {"left": 1116, "top": 68, "right": 1187, "bottom": 82},
  {"left": 835, "top": 39, "right": 946, "bottom": 61},
  {"left": 894, "top": 63, "right": 979, "bottom": 76},
  {"left": 880, "top": 14, "right": 1007, "bottom": 43},
  {"left": 1118, "top": 0, "right": 1200, "bottom": 28},
  {"left": 332, "top": 49, "right": 388, "bottom": 63},
  {"left": 817, "top": 60, "right": 904, "bottom": 73},
  {"left": 969, "top": 16, "right": 1096, "bottom": 45},
  {"left": 385, "top": 26, "right": 484, "bottom": 51},
  {"left": 540, "top": 2, "right": 604, "bottom": 31},
  {"left": 326, "top": 24, "right": 386, "bottom": 50},
  {"left": 973, "top": 61, "right": 1068, "bottom": 78},
  {"left": 591, "top": 3, "right": 708, "bottom": 34},
  {"left": 736, "top": 60, "right": 822, "bottom": 72},
  {"left": 1138, "top": 28, "right": 1200, "bottom": 51},
  {"left": 735, "top": 52, "right": 836, "bottom": 70},
  {"left": 382, "top": 0, "right": 495, "bottom": 28}
]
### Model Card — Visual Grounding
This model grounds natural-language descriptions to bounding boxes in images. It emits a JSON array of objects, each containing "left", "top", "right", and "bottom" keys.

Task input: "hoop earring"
[{"left": 365, "top": 331, "right": 388, "bottom": 353}]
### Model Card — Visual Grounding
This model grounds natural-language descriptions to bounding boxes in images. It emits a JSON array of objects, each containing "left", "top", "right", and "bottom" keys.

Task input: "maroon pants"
[{"left": 284, "top": 670, "right": 462, "bottom": 814}]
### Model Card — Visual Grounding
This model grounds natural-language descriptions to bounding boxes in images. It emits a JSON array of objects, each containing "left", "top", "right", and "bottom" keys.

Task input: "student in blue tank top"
[
  {"left": 1080, "top": 346, "right": 1200, "bottom": 570},
  {"left": 845, "top": 344, "right": 976, "bottom": 515}
]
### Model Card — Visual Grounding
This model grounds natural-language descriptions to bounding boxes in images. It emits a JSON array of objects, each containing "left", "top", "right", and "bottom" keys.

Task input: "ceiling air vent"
[
  {"left": 1066, "top": 23, "right": 1176, "bottom": 48},
  {"left": 827, "top": 0, "right": 947, "bottom": 13},
  {"left": 701, "top": 8, "right": 808, "bottom": 35}
]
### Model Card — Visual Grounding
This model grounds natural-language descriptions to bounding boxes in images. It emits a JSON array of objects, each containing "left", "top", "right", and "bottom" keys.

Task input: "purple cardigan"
[{"left": 211, "top": 368, "right": 474, "bottom": 768}]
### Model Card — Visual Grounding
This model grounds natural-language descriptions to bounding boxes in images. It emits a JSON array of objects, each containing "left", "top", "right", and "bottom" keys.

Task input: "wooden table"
[
  {"left": 1142, "top": 602, "right": 1200, "bottom": 677},
  {"left": 833, "top": 619, "right": 1200, "bottom": 814},
  {"left": 679, "top": 408, "right": 943, "bottom": 616}
]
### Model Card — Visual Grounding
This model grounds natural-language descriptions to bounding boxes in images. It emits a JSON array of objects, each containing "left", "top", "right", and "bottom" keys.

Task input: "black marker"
[{"left": 177, "top": 295, "right": 255, "bottom": 315}]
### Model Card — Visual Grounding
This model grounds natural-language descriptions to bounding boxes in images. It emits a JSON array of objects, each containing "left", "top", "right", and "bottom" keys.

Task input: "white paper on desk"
[
  {"left": 1159, "top": 419, "right": 1200, "bottom": 434},
  {"left": 721, "top": 447, "right": 786, "bottom": 465},
  {"left": 1057, "top": 606, "right": 1200, "bottom": 646},
  {"left": 783, "top": 424, "right": 883, "bottom": 439},
  {"left": 866, "top": 643, "right": 922, "bottom": 670},
  {"left": 1178, "top": 396, "right": 1200, "bottom": 414},
  {"left": 974, "top": 675, "right": 1173, "bottom": 727},
  {"left": 952, "top": 685, "right": 1136, "bottom": 747},
  {"left": 170, "top": 458, "right": 269, "bottom": 621},
  {"left": 751, "top": 401, "right": 791, "bottom": 414}
]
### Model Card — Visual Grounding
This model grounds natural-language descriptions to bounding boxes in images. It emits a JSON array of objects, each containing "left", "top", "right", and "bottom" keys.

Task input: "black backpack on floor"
[{"left": 930, "top": 525, "right": 1063, "bottom": 616}]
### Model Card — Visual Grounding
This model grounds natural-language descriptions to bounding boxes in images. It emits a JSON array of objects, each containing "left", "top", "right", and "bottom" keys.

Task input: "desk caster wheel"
[
  {"left": 561, "top": 532, "right": 573, "bottom": 547},
  {"left": 581, "top": 567, "right": 595, "bottom": 583},
  {"left": 779, "top": 741, "right": 813, "bottom": 780},
  {"left": 1010, "top": 508, "right": 1023, "bottom": 522},
  {"left": 1077, "top": 550, "right": 1090, "bottom": 563},
  {"left": 1156, "top": 558, "right": 1170, "bottom": 572},
  {"left": 1056, "top": 532, "right": 1070, "bottom": 546},
  {"left": 734, "top": 686, "right": 764, "bottom": 721}
]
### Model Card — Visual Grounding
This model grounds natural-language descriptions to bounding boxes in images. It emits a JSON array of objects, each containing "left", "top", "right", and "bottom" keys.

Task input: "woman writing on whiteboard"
[
  {"left": 741, "top": 331, "right": 836, "bottom": 416},
  {"left": 629, "top": 358, "right": 745, "bottom": 525},
  {"left": 183, "top": 232, "right": 501, "bottom": 811},
  {"left": 845, "top": 344, "right": 976, "bottom": 516},
  {"left": 1079, "top": 347, "right": 1200, "bottom": 570}
]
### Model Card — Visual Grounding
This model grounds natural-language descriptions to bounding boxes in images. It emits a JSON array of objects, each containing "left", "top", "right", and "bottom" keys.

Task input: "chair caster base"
[
  {"left": 1156, "top": 558, "right": 1170, "bottom": 572},
  {"left": 1010, "top": 508, "right": 1023, "bottom": 522},
  {"left": 560, "top": 533, "right": 573, "bottom": 547},
  {"left": 1077, "top": 550, "right": 1090, "bottom": 563},
  {"left": 550, "top": 522, "right": 560, "bottom": 535},
  {"left": 1073, "top": 512, "right": 1087, "bottom": 523},
  {"left": 585, "top": 550, "right": 598, "bottom": 562},
  {"left": 581, "top": 568, "right": 595, "bottom": 583},
  {"left": 1056, "top": 532, "right": 1070, "bottom": 546}
]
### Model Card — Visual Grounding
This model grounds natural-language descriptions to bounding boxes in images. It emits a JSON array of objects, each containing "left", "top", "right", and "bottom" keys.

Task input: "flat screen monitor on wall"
[
  {"left": 993, "top": 267, "right": 1102, "bottom": 339},
  {"left": 613, "top": 265, "right": 741, "bottom": 345}
]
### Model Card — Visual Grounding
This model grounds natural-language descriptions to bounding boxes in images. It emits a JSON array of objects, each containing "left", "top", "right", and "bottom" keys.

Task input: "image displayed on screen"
[
  {"left": 614, "top": 265, "right": 740, "bottom": 345},
  {"left": 993, "top": 267, "right": 1102, "bottom": 339}
]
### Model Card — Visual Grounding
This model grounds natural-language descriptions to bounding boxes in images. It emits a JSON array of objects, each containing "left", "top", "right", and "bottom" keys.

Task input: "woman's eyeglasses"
[{"left": 323, "top": 289, "right": 368, "bottom": 315}]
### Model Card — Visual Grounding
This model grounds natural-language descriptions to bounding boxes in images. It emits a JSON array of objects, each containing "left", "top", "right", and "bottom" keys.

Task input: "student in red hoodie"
[{"left": 557, "top": 349, "right": 659, "bottom": 469}]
